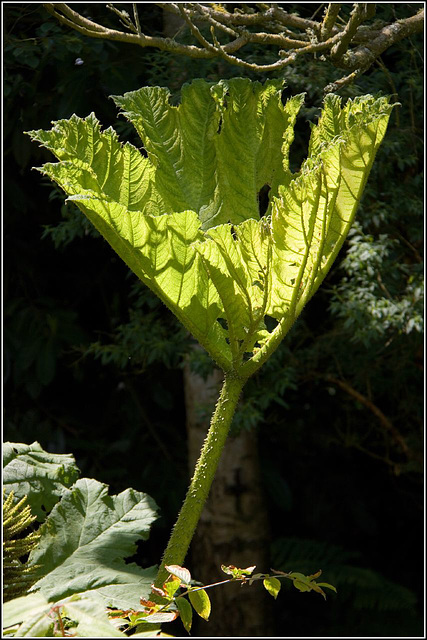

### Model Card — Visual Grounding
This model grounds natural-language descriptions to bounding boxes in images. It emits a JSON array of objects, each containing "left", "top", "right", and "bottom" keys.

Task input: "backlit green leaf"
[
  {"left": 263, "top": 576, "right": 282, "bottom": 599},
  {"left": 26, "top": 80, "right": 393, "bottom": 376},
  {"left": 111, "top": 79, "right": 303, "bottom": 229},
  {"left": 317, "top": 582, "right": 338, "bottom": 594},
  {"left": 188, "top": 588, "right": 211, "bottom": 621},
  {"left": 221, "top": 564, "right": 256, "bottom": 578},
  {"left": 163, "top": 576, "right": 181, "bottom": 599},
  {"left": 293, "top": 579, "right": 313, "bottom": 593}
]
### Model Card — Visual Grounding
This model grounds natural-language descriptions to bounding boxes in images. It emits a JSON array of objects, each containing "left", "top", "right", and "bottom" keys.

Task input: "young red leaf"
[
  {"left": 139, "top": 598, "right": 157, "bottom": 609},
  {"left": 165, "top": 564, "right": 192, "bottom": 585},
  {"left": 221, "top": 564, "right": 236, "bottom": 576},
  {"left": 150, "top": 585, "right": 167, "bottom": 598}
]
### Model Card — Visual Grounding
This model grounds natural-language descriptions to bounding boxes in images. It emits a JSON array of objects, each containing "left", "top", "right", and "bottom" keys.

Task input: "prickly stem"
[{"left": 154, "top": 372, "right": 246, "bottom": 588}]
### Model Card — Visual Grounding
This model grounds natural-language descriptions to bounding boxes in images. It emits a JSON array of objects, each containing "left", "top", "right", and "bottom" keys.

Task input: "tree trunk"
[{"left": 183, "top": 357, "right": 274, "bottom": 637}]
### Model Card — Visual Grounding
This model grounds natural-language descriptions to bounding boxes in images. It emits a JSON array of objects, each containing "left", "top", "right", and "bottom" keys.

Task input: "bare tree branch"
[
  {"left": 182, "top": 3, "right": 241, "bottom": 39},
  {"left": 320, "top": 3, "right": 342, "bottom": 41},
  {"left": 340, "top": 9, "right": 425, "bottom": 70},
  {"left": 330, "top": 3, "right": 372, "bottom": 63},
  {"left": 42, "top": 3, "right": 424, "bottom": 93},
  {"left": 43, "top": 2, "right": 215, "bottom": 57},
  {"left": 133, "top": 4, "right": 142, "bottom": 36},
  {"left": 325, "top": 8, "right": 424, "bottom": 91},
  {"left": 106, "top": 4, "right": 138, "bottom": 34},
  {"left": 178, "top": 4, "right": 216, "bottom": 53}
]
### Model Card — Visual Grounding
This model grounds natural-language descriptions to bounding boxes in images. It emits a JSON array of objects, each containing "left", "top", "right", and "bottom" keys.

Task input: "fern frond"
[{"left": 3, "top": 490, "right": 41, "bottom": 601}]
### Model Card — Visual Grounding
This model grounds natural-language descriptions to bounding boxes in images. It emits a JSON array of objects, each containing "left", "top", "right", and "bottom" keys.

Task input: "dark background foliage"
[{"left": 3, "top": 3, "right": 424, "bottom": 637}]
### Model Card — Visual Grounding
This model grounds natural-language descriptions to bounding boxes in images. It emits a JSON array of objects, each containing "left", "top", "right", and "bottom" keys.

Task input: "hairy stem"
[{"left": 154, "top": 372, "right": 246, "bottom": 587}]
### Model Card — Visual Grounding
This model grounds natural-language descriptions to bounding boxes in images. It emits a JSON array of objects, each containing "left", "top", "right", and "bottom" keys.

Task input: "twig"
[
  {"left": 376, "top": 271, "right": 393, "bottom": 300},
  {"left": 320, "top": 4, "right": 341, "bottom": 41},
  {"left": 324, "top": 68, "right": 364, "bottom": 94},
  {"left": 107, "top": 3, "right": 138, "bottom": 34},
  {"left": 42, "top": 3, "right": 424, "bottom": 85},
  {"left": 323, "top": 375, "right": 419, "bottom": 463},
  {"left": 191, "top": 3, "right": 241, "bottom": 39},
  {"left": 342, "top": 8, "right": 424, "bottom": 72},
  {"left": 241, "top": 31, "right": 309, "bottom": 49},
  {"left": 43, "top": 3, "right": 216, "bottom": 58},
  {"left": 394, "top": 232, "right": 423, "bottom": 264},
  {"left": 270, "top": 4, "right": 320, "bottom": 31},
  {"left": 133, "top": 4, "right": 142, "bottom": 35},
  {"left": 330, "top": 3, "right": 371, "bottom": 64},
  {"left": 178, "top": 4, "right": 216, "bottom": 54}
]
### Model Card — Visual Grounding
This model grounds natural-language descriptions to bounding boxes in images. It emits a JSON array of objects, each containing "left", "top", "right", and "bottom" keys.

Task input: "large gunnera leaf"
[
  {"left": 28, "top": 477, "right": 159, "bottom": 609},
  {"left": 3, "top": 441, "right": 80, "bottom": 520},
  {"left": 26, "top": 79, "right": 393, "bottom": 375}
]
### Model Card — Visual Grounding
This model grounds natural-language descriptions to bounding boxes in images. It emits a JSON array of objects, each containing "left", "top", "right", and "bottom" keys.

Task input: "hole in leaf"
[
  {"left": 217, "top": 317, "right": 228, "bottom": 331},
  {"left": 264, "top": 315, "right": 279, "bottom": 332},
  {"left": 258, "top": 183, "right": 271, "bottom": 217},
  {"left": 217, "top": 116, "right": 223, "bottom": 134}
]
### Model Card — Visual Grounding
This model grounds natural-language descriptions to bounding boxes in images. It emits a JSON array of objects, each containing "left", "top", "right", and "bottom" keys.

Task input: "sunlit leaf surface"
[{"left": 27, "top": 80, "right": 393, "bottom": 374}]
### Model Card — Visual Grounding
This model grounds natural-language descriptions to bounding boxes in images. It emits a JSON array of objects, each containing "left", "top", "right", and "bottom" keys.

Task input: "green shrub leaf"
[
  {"left": 317, "top": 582, "right": 338, "bottom": 593},
  {"left": 163, "top": 576, "right": 181, "bottom": 599},
  {"left": 263, "top": 576, "right": 282, "bottom": 599},
  {"left": 176, "top": 596, "right": 193, "bottom": 633},
  {"left": 188, "top": 588, "right": 211, "bottom": 620}
]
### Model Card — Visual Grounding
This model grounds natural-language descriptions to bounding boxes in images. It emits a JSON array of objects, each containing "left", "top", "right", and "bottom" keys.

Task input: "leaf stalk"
[{"left": 154, "top": 372, "right": 246, "bottom": 587}]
